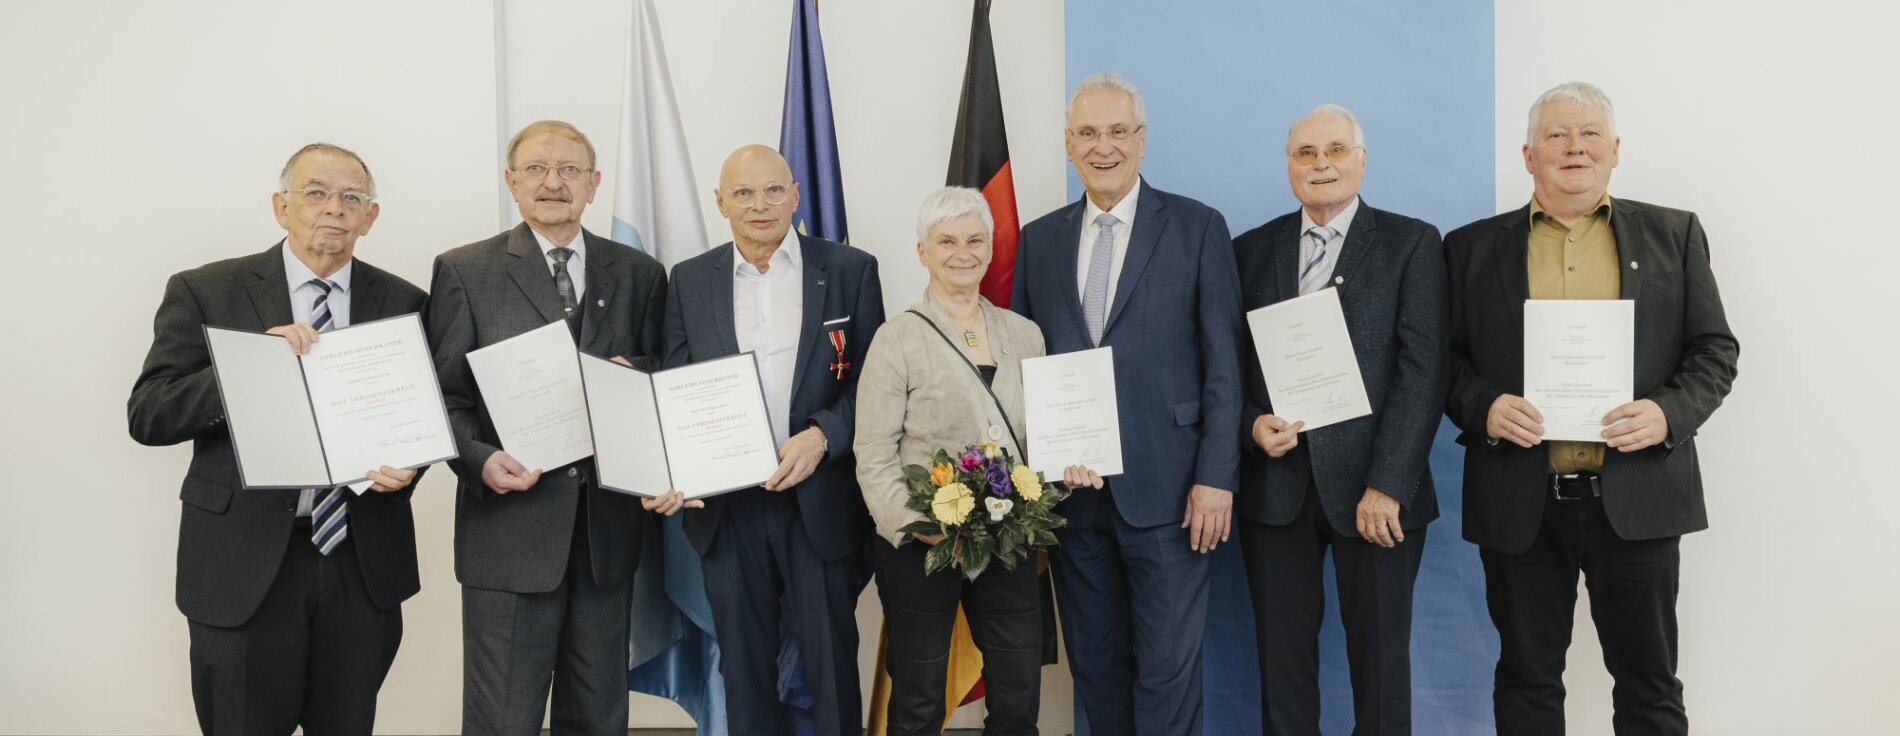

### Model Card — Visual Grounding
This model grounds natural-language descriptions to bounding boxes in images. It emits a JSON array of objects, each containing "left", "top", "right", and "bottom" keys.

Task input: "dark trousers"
[
  {"left": 699, "top": 489, "right": 864, "bottom": 736},
  {"left": 874, "top": 537, "right": 1043, "bottom": 735},
  {"left": 462, "top": 501, "right": 633, "bottom": 736},
  {"left": 1481, "top": 496, "right": 1685, "bottom": 736},
  {"left": 1051, "top": 489, "right": 1209, "bottom": 736},
  {"left": 188, "top": 527, "right": 402, "bottom": 736},
  {"left": 1240, "top": 487, "right": 1426, "bottom": 736}
]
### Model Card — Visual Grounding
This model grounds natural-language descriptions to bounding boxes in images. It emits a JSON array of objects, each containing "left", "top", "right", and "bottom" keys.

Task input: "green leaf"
[
  {"left": 924, "top": 540, "right": 954, "bottom": 576},
  {"left": 897, "top": 520, "right": 939, "bottom": 537}
]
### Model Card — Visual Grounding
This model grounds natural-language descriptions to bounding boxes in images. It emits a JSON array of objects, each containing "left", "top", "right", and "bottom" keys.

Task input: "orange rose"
[{"left": 930, "top": 463, "right": 955, "bottom": 487}]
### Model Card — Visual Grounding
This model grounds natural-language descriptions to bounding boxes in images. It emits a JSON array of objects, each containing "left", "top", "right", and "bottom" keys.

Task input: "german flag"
[{"left": 946, "top": 0, "right": 1020, "bottom": 307}]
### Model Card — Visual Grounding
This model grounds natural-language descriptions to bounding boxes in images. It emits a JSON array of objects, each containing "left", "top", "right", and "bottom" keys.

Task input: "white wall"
[
  {"left": 0, "top": 0, "right": 1065, "bottom": 733},
  {"left": 1496, "top": 1, "right": 1900, "bottom": 733}
]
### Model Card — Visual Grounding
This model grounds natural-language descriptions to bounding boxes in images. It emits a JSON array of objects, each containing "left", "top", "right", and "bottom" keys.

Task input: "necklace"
[{"left": 948, "top": 306, "right": 982, "bottom": 347}]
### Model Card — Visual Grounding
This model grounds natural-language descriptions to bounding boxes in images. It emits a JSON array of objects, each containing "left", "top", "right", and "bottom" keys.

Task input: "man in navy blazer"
[
  {"left": 662, "top": 145, "right": 883, "bottom": 736},
  {"left": 1011, "top": 73, "right": 1244, "bottom": 736},
  {"left": 1234, "top": 106, "right": 1449, "bottom": 735}
]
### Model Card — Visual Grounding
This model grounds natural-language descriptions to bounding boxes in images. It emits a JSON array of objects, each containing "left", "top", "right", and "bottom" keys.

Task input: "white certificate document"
[
  {"left": 1022, "top": 347, "right": 1124, "bottom": 476},
  {"left": 204, "top": 314, "right": 455, "bottom": 490},
  {"left": 1246, "top": 289, "right": 1372, "bottom": 431},
  {"left": 1523, "top": 300, "right": 1634, "bottom": 442},
  {"left": 579, "top": 352, "right": 778, "bottom": 499},
  {"left": 466, "top": 321, "right": 593, "bottom": 473}
]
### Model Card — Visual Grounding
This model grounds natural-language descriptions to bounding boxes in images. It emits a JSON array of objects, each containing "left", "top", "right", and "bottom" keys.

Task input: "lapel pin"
[
  {"left": 1630, "top": 261, "right": 1639, "bottom": 270},
  {"left": 596, "top": 298, "right": 605, "bottom": 307},
  {"left": 1334, "top": 275, "right": 1345, "bottom": 284},
  {"left": 817, "top": 279, "right": 827, "bottom": 286}
]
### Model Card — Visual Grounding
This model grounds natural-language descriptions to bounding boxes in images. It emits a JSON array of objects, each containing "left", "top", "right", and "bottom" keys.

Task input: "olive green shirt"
[{"left": 1527, "top": 194, "right": 1617, "bottom": 473}]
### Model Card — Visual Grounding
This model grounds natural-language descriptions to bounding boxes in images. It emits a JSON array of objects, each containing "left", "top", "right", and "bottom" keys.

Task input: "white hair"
[
  {"left": 278, "top": 142, "right": 376, "bottom": 196},
  {"left": 1291, "top": 103, "right": 1366, "bottom": 148},
  {"left": 1526, "top": 82, "right": 1617, "bottom": 144},
  {"left": 915, "top": 186, "right": 994, "bottom": 244},
  {"left": 1068, "top": 72, "right": 1146, "bottom": 127}
]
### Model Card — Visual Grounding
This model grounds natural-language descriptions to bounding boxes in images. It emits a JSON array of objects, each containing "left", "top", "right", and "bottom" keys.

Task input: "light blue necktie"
[
  {"left": 1082, "top": 213, "right": 1119, "bottom": 345},
  {"left": 1298, "top": 225, "right": 1336, "bottom": 295}
]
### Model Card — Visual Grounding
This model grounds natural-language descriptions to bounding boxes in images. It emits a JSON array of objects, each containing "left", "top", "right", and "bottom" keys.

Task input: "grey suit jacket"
[
  {"left": 1234, "top": 202, "right": 1450, "bottom": 535},
  {"left": 423, "top": 223, "right": 668, "bottom": 592},
  {"left": 1445, "top": 198, "right": 1740, "bottom": 553},
  {"left": 129, "top": 242, "right": 428, "bottom": 627},
  {"left": 855, "top": 292, "right": 1047, "bottom": 547}
]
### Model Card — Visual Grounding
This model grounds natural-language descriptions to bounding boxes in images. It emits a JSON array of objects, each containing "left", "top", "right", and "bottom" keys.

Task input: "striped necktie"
[
  {"left": 306, "top": 278, "right": 350, "bottom": 556},
  {"left": 1298, "top": 225, "right": 1336, "bottom": 295}
]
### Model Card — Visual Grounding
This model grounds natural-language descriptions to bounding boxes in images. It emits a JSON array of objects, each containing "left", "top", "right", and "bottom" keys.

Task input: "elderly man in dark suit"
[
  {"left": 661, "top": 144, "right": 882, "bottom": 736},
  {"left": 1011, "top": 72, "right": 1245, "bottom": 736},
  {"left": 423, "top": 120, "right": 673, "bottom": 736},
  {"left": 1445, "top": 82, "right": 1739, "bottom": 735},
  {"left": 129, "top": 143, "right": 428, "bottom": 735},
  {"left": 1233, "top": 105, "right": 1449, "bottom": 736}
]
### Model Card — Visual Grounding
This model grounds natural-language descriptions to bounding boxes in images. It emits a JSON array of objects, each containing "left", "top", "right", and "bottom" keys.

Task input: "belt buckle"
[{"left": 1549, "top": 472, "right": 1599, "bottom": 501}]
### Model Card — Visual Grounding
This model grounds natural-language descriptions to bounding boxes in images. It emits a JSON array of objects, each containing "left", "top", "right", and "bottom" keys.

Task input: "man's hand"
[
  {"left": 1062, "top": 464, "right": 1105, "bottom": 490},
  {"left": 1355, "top": 487, "right": 1404, "bottom": 548},
  {"left": 1182, "top": 484, "right": 1233, "bottom": 553},
  {"left": 640, "top": 489, "right": 704, "bottom": 516},
  {"left": 365, "top": 465, "right": 416, "bottom": 493},
  {"left": 1486, "top": 394, "right": 1545, "bottom": 448},
  {"left": 763, "top": 427, "right": 826, "bottom": 491},
  {"left": 1252, "top": 414, "right": 1304, "bottom": 458},
  {"left": 481, "top": 450, "right": 542, "bottom": 495},
  {"left": 266, "top": 323, "right": 320, "bottom": 355},
  {"left": 1602, "top": 399, "right": 1668, "bottom": 452}
]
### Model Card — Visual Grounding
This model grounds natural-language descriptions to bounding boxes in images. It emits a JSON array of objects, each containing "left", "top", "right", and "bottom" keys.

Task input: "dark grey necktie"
[
  {"left": 549, "top": 247, "right": 578, "bottom": 317},
  {"left": 306, "top": 278, "right": 349, "bottom": 556}
]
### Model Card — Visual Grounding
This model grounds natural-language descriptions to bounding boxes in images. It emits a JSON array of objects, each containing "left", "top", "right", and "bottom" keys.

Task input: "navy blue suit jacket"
[
  {"left": 663, "top": 236, "right": 884, "bottom": 561},
  {"left": 1233, "top": 202, "right": 1450, "bottom": 536},
  {"left": 1012, "top": 182, "right": 1245, "bottom": 528}
]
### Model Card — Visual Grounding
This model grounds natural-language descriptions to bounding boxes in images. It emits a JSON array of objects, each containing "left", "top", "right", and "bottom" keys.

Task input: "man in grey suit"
[
  {"left": 1445, "top": 82, "right": 1739, "bottom": 735},
  {"left": 1234, "top": 105, "right": 1449, "bottom": 736},
  {"left": 662, "top": 144, "right": 882, "bottom": 736},
  {"left": 1010, "top": 73, "right": 1245, "bottom": 736},
  {"left": 130, "top": 143, "right": 427, "bottom": 735},
  {"left": 424, "top": 121, "right": 671, "bottom": 735}
]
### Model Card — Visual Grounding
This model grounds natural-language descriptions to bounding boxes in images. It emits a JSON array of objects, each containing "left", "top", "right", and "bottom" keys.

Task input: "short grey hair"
[
  {"left": 507, "top": 119, "right": 598, "bottom": 169},
  {"left": 278, "top": 143, "right": 376, "bottom": 197},
  {"left": 1068, "top": 72, "right": 1146, "bottom": 127},
  {"left": 915, "top": 186, "right": 994, "bottom": 245},
  {"left": 1526, "top": 82, "right": 1617, "bottom": 144},
  {"left": 1291, "top": 103, "right": 1366, "bottom": 148}
]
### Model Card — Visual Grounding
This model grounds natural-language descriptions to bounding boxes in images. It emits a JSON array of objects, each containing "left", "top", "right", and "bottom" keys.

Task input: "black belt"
[{"left": 1548, "top": 472, "right": 1601, "bottom": 501}]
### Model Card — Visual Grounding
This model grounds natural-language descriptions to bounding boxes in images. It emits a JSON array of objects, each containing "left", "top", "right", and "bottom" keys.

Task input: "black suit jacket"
[
  {"left": 1234, "top": 202, "right": 1450, "bottom": 535},
  {"left": 424, "top": 224, "right": 667, "bottom": 593},
  {"left": 662, "top": 236, "right": 883, "bottom": 561},
  {"left": 128, "top": 242, "right": 428, "bottom": 627},
  {"left": 1445, "top": 198, "right": 1740, "bottom": 553}
]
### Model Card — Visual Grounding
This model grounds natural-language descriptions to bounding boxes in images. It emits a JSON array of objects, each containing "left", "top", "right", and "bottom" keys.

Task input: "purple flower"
[
  {"left": 985, "top": 462, "right": 1013, "bottom": 497},
  {"left": 958, "top": 451, "right": 984, "bottom": 472}
]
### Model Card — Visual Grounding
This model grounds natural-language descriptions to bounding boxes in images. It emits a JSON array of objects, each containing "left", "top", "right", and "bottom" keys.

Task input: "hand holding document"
[
  {"left": 579, "top": 352, "right": 779, "bottom": 499},
  {"left": 204, "top": 314, "right": 455, "bottom": 489},
  {"left": 1022, "top": 347, "right": 1124, "bottom": 476},
  {"left": 1246, "top": 289, "right": 1372, "bottom": 431},
  {"left": 1523, "top": 300, "right": 1634, "bottom": 442},
  {"left": 465, "top": 321, "right": 594, "bottom": 473}
]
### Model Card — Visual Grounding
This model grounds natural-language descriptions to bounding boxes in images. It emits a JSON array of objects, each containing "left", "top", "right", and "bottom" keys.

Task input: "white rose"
[{"left": 985, "top": 497, "right": 1014, "bottom": 522}]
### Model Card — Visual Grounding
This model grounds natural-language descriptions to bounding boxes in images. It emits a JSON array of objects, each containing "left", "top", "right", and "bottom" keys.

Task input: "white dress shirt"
[
  {"left": 283, "top": 242, "right": 353, "bottom": 515},
  {"left": 1297, "top": 196, "right": 1360, "bottom": 295},
  {"left": 733, "top": 230, "right": 804, "bottom": 447},
  {"left": 1076, "top": 180, "right": 1143, "bottom": 302},
  {"left": 531, "top": 227, "right": 587, "bottom": 301}
]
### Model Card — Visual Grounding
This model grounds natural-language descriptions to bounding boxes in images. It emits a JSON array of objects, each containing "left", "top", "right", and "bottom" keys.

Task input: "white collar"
[
  {"left": 530, "top": 227, "right": 586, "bottom": 261},
  {"left": 1083, "top": 179, "right": 1143, "bottom": 229},
  {"left": 733, "top": 229, "right": 803, "bottom": 277},
  {"left": 281, "top": 240, "right": 352, "bottom": 293},
  {"left": 1299, "top": 196, "right": 1361, "bottom": 241}
]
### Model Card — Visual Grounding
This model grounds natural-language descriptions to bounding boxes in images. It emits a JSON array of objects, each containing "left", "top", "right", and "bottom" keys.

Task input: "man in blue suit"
[
  {"left": 1011, "top": 73, "right": 1245, "bottom": 736},
  {"left": 662, "top": 144, "right": 884, "bottom": 736}
]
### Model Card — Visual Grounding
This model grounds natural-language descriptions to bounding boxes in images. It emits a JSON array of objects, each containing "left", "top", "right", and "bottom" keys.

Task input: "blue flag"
[{"left": 778, "top": 0, "right": 848, "bottom": 243}]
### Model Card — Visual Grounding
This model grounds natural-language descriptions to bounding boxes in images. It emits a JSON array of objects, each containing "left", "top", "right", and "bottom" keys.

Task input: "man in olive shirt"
[{"left": 1444, "top": 82, "right": 1739, "bottom": 735}]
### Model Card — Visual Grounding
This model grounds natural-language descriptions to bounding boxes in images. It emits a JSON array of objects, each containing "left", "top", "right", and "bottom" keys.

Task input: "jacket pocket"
[
  {"left": 179, "top": 472, "right": 233, "bottom": 514},
  {"left": 1172, "top": 399, "right": 1202, "bottom": 426}
]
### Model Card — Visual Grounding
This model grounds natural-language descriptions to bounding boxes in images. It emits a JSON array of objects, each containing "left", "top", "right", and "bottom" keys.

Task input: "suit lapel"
[
  {"left": 504, "top": 224, "right": 569, "bottom": 326},
  {"left": 1053, "top": 201, "right": 1087, "bottom": 335},
  {"left": 788, "top": 236, "right": 829, "bottom": 404},
  {"left": 1103, "top": 185, "right": 1165, "bottom": 335},
  {"left": 1495, "top": 205, "right": 1533, "bottom": 334},
  {"left": 1608, "top": 199, "right": 1645, "bottom": 299},
  {"left": 579, "top": 232, "right": 623, "bottom": 353},
  {"left": 351, "top": 263, "right": 387, "bottom": 322},
  {"left": 245, "top": 242, "right": 295, "bottom": 330},
  {"left": 1272, "top": 216, "right": 1301, "bottom": 303},
  {"left": 1328, "top": 201, "right": 1379, "bottom": 291},
  {"left": 704, "top": 245, "right": 742, "bottom": 357}
]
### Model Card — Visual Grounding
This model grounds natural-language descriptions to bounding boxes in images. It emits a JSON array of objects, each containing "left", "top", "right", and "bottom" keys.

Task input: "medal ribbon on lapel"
[{"left": 827, "top": 328, "right": 851, "bottom": 380}]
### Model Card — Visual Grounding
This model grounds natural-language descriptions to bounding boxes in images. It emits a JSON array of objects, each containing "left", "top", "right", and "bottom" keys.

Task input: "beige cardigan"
[{"left": 854, "top": 290, "right": 1047, "bottom": 547}]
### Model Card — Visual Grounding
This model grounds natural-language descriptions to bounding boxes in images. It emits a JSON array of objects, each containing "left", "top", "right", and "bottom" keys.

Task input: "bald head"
[{"left": 715, "top": 144, "right": 802, "bottom": 258}]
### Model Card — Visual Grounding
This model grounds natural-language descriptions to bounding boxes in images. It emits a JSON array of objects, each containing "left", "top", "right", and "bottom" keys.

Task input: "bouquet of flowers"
[{"left": 898, "top": 441, "right": 1069, "bottom": 580}]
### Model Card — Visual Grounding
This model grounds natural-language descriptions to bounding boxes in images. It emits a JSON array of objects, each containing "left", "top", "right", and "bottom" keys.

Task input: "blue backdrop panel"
[{"left": 1063, "top": 2, "right": 1497, "bottom": 733}]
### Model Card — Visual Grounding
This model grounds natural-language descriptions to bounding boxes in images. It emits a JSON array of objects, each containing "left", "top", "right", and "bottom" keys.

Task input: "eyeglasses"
[
  {"left": 725, "top": 183, "right": 792, "bottom": 207},
  {"left": 1067, "top": 124, "right": 1144, "bottom": 144},
  {"left": 515, "top": 163, "right": 592, "bottom": 180},
  {"left": 1288, "top": 143, "right": 1363, "bottom": 166},
  {"left": 286, "top": 187, "right": 374, "bottom": 210}
]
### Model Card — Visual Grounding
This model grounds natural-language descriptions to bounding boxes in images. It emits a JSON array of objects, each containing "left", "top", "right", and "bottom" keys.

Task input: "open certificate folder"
[
  {"left": 578, "top": 352, "right": 780, "bottom": 500},
  {"left": 465, "top": 321, "right": 596, "bottom": 473},
  {"left": 203, "top": 313, "right": 456, "bottom": 490}
]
